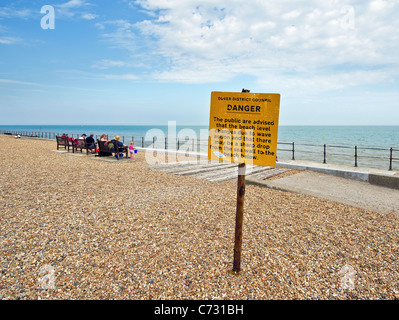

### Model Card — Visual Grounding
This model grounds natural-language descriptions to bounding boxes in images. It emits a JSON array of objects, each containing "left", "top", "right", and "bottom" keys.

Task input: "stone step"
[{"left": 148, "top": 161, "right": 290, "bottom": 182}]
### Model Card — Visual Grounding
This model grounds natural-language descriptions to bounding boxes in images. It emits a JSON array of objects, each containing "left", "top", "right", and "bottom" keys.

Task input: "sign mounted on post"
[
  {"left": 208, "top": 91, "right": 280, "bottom": 167},
  {"left": 208, "top": 90, "right": 281, "bottom": 273}
]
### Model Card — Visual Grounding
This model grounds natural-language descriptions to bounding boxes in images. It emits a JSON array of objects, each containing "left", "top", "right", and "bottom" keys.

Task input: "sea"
[{"left": 0, "top": 124, "right": 398, "bottom": 171}]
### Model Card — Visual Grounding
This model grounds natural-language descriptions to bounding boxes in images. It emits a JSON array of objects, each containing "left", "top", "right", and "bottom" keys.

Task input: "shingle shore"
[{"left": 0, "top": 135, "right": 398, "bottom": 300}]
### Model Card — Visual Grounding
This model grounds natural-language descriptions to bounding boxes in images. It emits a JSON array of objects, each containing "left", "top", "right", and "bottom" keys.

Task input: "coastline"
[
  {"left": 1, "top": 125, "right": 398, "bottom": 171},
  {"left": 1, "top": 134, "right": 398, "bottom": 300}
]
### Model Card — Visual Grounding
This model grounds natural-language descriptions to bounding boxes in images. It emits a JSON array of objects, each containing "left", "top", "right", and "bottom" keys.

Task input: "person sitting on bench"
[
  {"left": 110, "top": 136, "right": 127, "bottom": 158},
  {"left": 85, "top": 134, "right": 97, "bottom": 153}
]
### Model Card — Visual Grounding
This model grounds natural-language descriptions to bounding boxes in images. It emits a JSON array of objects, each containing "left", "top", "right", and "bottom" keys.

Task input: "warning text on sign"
[{"left": 208, "top": 92, "right": 280, "bottom": 167}]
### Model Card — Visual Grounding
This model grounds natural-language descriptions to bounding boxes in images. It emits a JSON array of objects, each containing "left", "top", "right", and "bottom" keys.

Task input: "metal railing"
[
  {"left": 276, "top": 142, "right": 398, "bottom": 171},
  {"left": 1, "top": 129, "right": 398, "bottom": 171}
]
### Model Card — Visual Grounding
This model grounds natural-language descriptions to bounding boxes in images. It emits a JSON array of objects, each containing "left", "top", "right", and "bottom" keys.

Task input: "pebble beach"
[{"left": 0, "top": 134, "right": 398, "bottom": 300}]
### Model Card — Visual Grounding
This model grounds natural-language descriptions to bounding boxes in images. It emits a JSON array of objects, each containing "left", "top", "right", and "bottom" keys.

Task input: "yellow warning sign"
[{"left": 208, "top": 91, "right": 280, "bottom": 167}]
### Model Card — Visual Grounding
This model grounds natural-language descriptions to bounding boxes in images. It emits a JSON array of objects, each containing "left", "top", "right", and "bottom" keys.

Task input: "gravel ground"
[{"left": 0, "top": 135, "right": 398, "bottom": 300}]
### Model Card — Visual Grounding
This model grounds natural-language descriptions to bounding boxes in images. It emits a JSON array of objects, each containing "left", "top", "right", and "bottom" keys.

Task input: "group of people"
[
  {"left": 61, "top": 133, "right": 136, "bottom": 159},
  {"left": 99, "top": 134, "right": 136, "bottom": 159}
]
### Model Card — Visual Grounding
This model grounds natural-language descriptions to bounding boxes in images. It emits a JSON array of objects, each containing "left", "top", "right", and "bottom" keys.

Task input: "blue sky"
[{"left": 0, "top": 0, "right": 398, "bottom": 125}]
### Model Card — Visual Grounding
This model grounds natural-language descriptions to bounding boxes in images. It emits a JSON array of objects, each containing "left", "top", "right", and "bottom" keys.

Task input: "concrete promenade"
[
  {"left": 138, "top": 147, "right": 398, "bottom": 214},
  {"left": 249, "top": 160, "right": 398, "bottom": 214},
  {"left": 137, "top": 146, "right": 398, "bottom": 186},
  {"left": 247, "top": 168, "right": 398, "bottom": 215}
]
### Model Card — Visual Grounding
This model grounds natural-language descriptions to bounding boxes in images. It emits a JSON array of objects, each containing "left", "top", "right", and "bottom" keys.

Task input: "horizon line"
[{"left": 0, "top": 124, "right": 398, "bottom": 127}]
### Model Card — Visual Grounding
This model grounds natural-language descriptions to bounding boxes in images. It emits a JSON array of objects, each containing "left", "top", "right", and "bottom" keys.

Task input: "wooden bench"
[
  {"left": 105, "top": 140, "right": 128, "bottom": 160},
  {"left": 113, "top": 144, "right": 129, "bottom": 160},
  {"left": 96, "top": 140, "right": 112, "bottom": 157},
  {"left": 56, "top": 136, "right": 72, "bottom": 151},
  {"left": 95, "top": 140, "right": 128, "bottom": 159},
  {"left": 73, "top": 138, "right": 90, "bottom": 155}
]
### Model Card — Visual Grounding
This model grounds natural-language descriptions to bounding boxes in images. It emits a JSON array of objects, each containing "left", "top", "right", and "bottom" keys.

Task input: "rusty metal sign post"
[{"left": 233, "top": 162, "right": 246, "bottom": 273}]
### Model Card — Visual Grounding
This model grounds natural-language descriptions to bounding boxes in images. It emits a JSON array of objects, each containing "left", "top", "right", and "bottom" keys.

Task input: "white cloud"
[
  {"left": 0, "top": 79, "right": 42, "bottom": 86},
  {"left": 91, "top": 59, "right": 131, "bottom": 69},
  {"left": 81, "top": 13, "right": 97, "bottom": 20},
  {"left": 97, "top": 1, "right": 399, "bottom": 91},
  {"left": 0, "top": 36, "right": 21, "bottom": 45},
  {"left": 0, "top": 6, "right": 32, "bottom": 19},
  {"left": 102, "top": 74, "right": 139, "bottom": 80},
  {"left": 56, "top": 0, "right": 97, "bottom": 19},
  {"left": 58, "top": 0, "right": 88, "bottom": 9},
  {"left": 369, "top": 0, "right": 398, "bottom": 13},
  {"left": 54, "top": 68, "right": 140, "bottom": 82}
]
